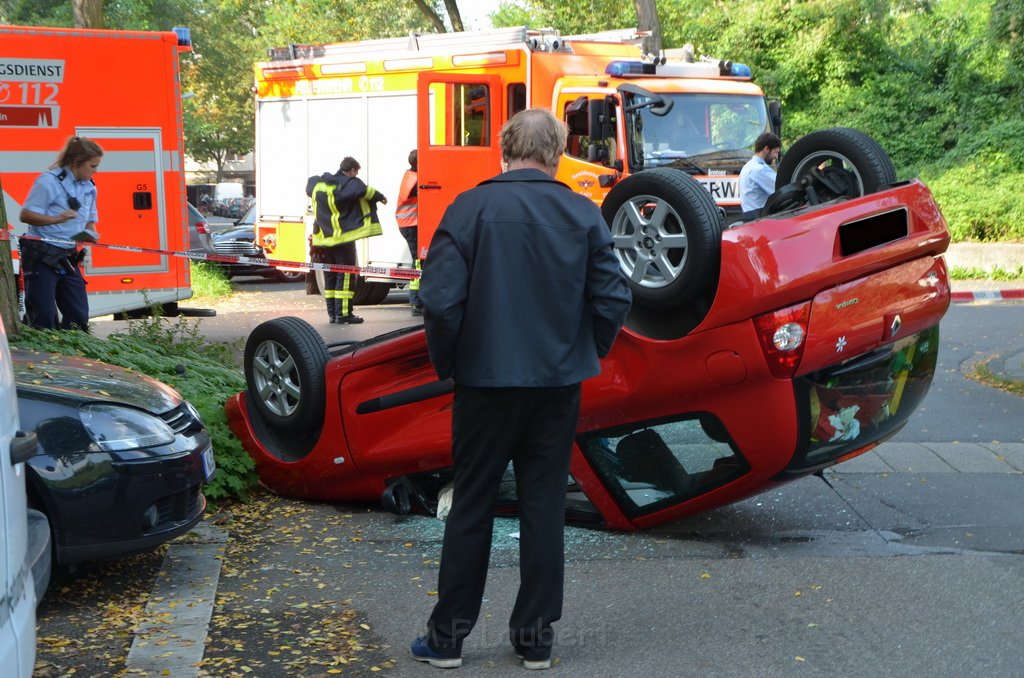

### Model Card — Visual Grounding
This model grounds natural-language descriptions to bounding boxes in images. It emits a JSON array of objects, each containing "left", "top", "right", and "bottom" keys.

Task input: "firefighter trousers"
[{"left": 320, "top": 242, "right": 357, "bottom": 320}]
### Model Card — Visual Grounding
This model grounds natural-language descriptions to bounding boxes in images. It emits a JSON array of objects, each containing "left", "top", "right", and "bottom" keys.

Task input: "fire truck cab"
[
  {"left": 1, "top": 25, "right": 194, "bottom": 319},
  {"left": 253, "top": 27, "right": 779, "bottom": 306}
]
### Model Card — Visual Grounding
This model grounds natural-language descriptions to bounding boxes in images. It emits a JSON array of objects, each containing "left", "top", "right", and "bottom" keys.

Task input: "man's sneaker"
[
  {"left": 336, "top": 314, "right": 364, "bottom": 324},
  {"left": 410, "top": 636, "right": 462, "bottom": 669},
  {"left": 515, "top": 651, "right": 552, "bottom": 670},
  {"left": 411, "top": 306, "right": 424, "bottom": 316}
]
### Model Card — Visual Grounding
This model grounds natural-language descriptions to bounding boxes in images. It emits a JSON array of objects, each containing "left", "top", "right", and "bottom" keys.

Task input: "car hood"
[
  {"left": 12, "top": 350, "right": 182, "bottom": 413},
  {"left": 212, "top": 225, "right": 255, "bottom": 241}
]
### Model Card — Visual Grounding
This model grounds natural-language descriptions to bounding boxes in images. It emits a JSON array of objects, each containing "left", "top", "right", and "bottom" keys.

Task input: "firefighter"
[
  {"left": 395, "top": 149, "right": 423, "bottom": 315},
  {"left": 19, "top": 136, "right": 103, "bottom": 330},
  {"left": 306, "top": 157, "right": 387, "bottom": 324}
]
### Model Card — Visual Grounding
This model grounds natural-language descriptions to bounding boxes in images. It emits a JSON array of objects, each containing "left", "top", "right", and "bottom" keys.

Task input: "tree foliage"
[{"left": 6, "top": 0, "right": 1020, "bottom": 240}]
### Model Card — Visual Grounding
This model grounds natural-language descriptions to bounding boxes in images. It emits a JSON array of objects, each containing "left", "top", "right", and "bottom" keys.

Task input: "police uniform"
[
  {"left": 20, "top": 168, "right": 97, "bottom": 329},
  {"left": 305, "top": 170, "right": 385, "bottom": 323}
]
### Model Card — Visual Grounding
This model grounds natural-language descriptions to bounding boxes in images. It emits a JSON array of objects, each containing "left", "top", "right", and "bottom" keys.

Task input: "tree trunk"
[
  {"left": 413, "top": 0, "right": 449, "bottom": 33},
  {"left": 635, "top": 0, "right": 663, "bottom": 57},
  {"left": 72, "top": 0, "right": 104, "bottom": 29},
  {"left": 0, "top": 176, "right": 21, "bottom": 337},
  {"left": 443, "top": 0, "right": 464, "bottom": 32}
]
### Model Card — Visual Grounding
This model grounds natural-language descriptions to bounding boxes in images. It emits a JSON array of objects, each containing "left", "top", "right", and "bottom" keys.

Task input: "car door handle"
[
  {"left": 10, "top": 430, "right": 38, "bottom": 465},
  {"left": 418, "top": 184, "right": 442, "bottom": 190}
]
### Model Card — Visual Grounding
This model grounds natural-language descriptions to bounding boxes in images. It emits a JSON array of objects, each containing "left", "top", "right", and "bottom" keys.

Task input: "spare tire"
[
  {"left": 244, "top": 317, "right": 329, "bottom": 435},
  {"left": 601, "top": 168, "right": 723, "bottom": 310},
  {"left": 775, "top": 127, "right": 897, "bottom": 201}
]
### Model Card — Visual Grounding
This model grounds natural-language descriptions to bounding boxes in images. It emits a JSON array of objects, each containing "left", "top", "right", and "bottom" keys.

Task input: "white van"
[{"left": 0, "top": 317, "right": 51, "bottom": 678}]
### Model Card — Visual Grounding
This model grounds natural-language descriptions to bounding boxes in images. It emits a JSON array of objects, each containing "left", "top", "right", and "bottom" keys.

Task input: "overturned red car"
[{"left": 227, "top": 129, "right": 950, "bottom": 530}]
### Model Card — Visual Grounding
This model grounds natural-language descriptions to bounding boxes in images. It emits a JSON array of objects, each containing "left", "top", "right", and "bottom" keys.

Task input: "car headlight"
[{"left": 80, "top": 403, "right": 176, "bottom": 451}]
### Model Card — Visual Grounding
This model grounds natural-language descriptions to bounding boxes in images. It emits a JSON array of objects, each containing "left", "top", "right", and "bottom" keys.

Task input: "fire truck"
[
  {"left": 1, "top": 25, "right": 194, "bottom": 319},
  {"left": 252, "top": 26, "right": 781, "bottom": 306}
]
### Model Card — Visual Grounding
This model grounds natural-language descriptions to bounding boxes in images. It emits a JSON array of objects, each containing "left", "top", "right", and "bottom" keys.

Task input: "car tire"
[
  {"left": 275, "top": 270, "right": 307, "bottom": 284},
  {"left": 244, "top": 317, "right": 328, "bottom": 435},
  {"left": 775, "top": 127, "right": 897, "bottom": 202},
  {"left": 601, "top": 168, "right": 723, "bottom": 310}
]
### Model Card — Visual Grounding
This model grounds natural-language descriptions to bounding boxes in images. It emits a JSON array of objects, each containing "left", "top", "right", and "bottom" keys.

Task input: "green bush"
[
  {"left": 189, "top": 260, "right": 234, "bottom": 299},
  {"left": 11, "top": 317, "right": 256, "bottom": 503}
]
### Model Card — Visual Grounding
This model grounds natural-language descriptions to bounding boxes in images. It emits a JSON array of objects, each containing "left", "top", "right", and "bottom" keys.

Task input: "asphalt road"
[{"left": 45, "top": 285, "right": 1024, "bottom": 677}]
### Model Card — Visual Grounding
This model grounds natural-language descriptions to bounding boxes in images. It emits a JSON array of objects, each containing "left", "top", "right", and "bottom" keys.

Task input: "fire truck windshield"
[{"left": 624, "top": 93, "right": 770, "bottom": 173}]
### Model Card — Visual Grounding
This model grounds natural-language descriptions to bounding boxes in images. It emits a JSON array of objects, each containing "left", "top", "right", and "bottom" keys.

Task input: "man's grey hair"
[{"left": 499, "top": 108, "right": 567, "bottom": 169}]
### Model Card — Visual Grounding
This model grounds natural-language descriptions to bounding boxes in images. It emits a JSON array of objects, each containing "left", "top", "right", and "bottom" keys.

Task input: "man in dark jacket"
[
  {"left": 306, "top": 156, "right": 386, "bottom": 324},
  {"left": 411, "top": 109, "right": 632, "bottom": 670}
]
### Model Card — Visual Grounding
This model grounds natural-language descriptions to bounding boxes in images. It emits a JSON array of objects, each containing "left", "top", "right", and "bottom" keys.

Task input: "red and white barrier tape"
[{"left": 8, "top": 232, "right": 421, "bottom": 280}]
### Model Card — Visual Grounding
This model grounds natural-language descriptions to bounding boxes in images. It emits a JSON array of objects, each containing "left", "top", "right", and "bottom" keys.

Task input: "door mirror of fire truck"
[
  {"left": 588, "top": 97, "right": 615, "bottom": 144},
  {"left": 768, "top": 99, "right": 783, "bottom": 136}
]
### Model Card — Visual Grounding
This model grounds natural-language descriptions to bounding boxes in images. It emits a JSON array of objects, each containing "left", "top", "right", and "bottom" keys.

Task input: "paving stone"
[
  {"left": 831, "top": 450, "right": 893, "bottom": 474},
  {"left": 873, "top": 442, "right": 956, "bottom": 473},
  {"left": 923, "top": 442, "right": 1020, "bottom": 473},
  {"left": 979, "top": 441, "right": 1024, "bottom": 473}
]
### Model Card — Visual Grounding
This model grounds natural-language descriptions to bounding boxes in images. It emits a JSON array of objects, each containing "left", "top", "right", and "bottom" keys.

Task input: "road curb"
[{"left": 951, "top": 289, "right": 1024, "bottom": 303}]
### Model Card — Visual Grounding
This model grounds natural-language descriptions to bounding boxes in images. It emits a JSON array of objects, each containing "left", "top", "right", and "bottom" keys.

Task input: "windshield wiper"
[{"left": 649, "top": 151, "right": 705, "bottom": 174}]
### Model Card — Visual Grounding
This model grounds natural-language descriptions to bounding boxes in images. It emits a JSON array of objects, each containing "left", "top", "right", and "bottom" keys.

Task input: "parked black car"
[
  {"left": 13, "top": 350, "right": 214, "bottom": 564},
  {"left": 211, "top": 204, "right": 305, "bottom": 283}
]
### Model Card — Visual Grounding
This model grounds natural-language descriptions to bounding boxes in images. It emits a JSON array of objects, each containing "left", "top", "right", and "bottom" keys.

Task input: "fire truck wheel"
[
  {"left": 601, "top": 168, "right": 723, "bottom": 310},
  {"left": 244, "top": 317, "right": 328, "bottom": 434},
  {"left": 775, "top": 127, "right": 897, "bottom": 202},
  {"left": 351, "top": 278, "right": 392, "bottom": 305}
]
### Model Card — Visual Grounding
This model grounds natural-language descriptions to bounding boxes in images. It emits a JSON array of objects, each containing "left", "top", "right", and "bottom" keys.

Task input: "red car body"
[{"left": 227, "top": 178, "right": 950, "bottom": 530}]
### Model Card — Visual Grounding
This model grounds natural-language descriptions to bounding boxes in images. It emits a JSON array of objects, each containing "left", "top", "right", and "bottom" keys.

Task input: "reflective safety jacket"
[
  {"left": 306, "top": 171, "right": 385, "bottom": 247},
  {"left": 395, "top": 169, "right": 418, "bottom": 228}
]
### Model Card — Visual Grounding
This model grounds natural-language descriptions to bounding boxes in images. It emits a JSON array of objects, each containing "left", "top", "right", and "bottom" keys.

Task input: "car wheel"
[
  {"left": 601, "top": 168, "right": 723, "bottom": 310},
  {"left": 775, "top": 127, "right": 897, "bottom": 204},
  {"left": 275, "top": 270, "right": 306, "bottom": 284},
  {"left": 244, "top": 317, "right": 328, "bottom": 434}
]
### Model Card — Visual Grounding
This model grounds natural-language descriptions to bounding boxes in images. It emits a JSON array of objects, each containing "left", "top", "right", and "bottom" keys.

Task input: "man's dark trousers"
[{"left": 427, "top": 383, "right": 581, "bottom": 660}]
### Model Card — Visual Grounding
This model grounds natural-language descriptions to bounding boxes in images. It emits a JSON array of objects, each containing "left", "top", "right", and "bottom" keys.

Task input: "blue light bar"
[
  {"left": 731, "top": 62, "right": 752, "bottom": 77},
  {"left": 606, "top": 60, "right": 652, "bottom": 77}
]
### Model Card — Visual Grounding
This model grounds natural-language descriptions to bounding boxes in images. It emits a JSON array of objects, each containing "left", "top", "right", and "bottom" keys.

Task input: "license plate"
[
  {"left": 202, "top": 446, "right": 216, "bottom": 481},
  {"left": 697, "top": 176, "right": 740, "bottom": 205}
]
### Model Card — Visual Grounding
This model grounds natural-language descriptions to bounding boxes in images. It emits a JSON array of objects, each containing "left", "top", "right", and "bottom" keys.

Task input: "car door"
[{"left": 0, "top": 317, "right": 35, "bottom": 678}]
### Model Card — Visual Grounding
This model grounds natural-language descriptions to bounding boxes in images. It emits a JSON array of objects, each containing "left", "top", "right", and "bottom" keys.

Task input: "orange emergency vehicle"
[
  {"left": 252, "top": 26, "right": 780, "bottom": 305},
  {"left": 1, "top": 25, "right": 194, "bottom": 319}
]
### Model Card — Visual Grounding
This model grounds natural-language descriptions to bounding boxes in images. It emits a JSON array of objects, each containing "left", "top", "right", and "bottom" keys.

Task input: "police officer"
[
  {"left": 19, "top": 136, "right": 103, "bottom": 330},
  {"left": 305, "top": 157, "right": 387, "bottom": 324}
]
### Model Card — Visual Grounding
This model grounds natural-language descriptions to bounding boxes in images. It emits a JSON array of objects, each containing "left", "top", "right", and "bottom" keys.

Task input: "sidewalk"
[{"left": 946, "top": 242, "right": 1024, "bottom": 303}]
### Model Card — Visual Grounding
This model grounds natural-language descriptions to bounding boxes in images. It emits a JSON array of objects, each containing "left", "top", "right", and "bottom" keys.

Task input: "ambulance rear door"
[
  {"left": 416, "top": 72, "right": 504, "bottom": 258},
  {"left": 75, "top": 126, "right": 179, "bottom": 317}
]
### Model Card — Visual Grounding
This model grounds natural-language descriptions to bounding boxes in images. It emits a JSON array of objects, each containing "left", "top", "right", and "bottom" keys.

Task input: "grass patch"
[
  {"left": 949, "top": 265, "right": 1024, "bottom": 281},
  {"left": 11, "top": 314, "right": 256, "bottom": 503},
  {"left": 968, "top": 360, "right": 1024, "bottom": 398},
  {"left": 190, "top": 260, "right": 234, "bottom": 299}
]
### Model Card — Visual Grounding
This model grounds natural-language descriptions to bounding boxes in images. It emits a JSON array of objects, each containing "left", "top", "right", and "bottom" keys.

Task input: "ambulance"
[
  {"left": 251, "top": 26, "right": 780, "bottom": 305},
  {"left": 1, "top": 25, "right": 194, "bottom": 319}
]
